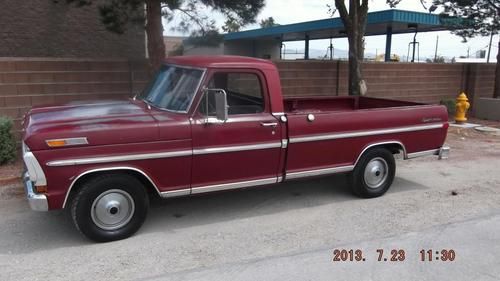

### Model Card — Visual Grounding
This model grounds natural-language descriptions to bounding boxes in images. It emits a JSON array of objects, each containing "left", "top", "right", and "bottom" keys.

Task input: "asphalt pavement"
[{"left": 0, "top": 132, "right": 499, "bottom": 281}]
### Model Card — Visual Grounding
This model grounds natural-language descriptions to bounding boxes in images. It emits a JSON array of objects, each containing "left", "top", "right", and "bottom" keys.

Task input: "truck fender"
[
  {"left": 62, "top": 166, "right": 161, "bottom": 209},
  {"left": 353, "top": 141, "right": 407, "bottom": 167}
]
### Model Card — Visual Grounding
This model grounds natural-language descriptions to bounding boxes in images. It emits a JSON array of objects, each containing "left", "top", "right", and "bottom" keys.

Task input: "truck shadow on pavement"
[
  {"left": 141, "top": 174, "right": 429, "bottom": 234},
  {"left": 0, "top": 174, "right": 428, "bottom": 253}
]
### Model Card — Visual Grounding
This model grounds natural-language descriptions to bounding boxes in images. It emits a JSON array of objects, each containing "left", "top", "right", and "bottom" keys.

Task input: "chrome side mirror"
[
  {"left": 204, "top": 88, "right": 228, "bottom": 123},
  {"left": 214, "top": 89, "right": 228, "bottom": 122}
]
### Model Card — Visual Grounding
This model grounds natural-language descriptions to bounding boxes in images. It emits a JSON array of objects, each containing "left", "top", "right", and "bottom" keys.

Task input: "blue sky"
[{"left": 164, "top": 0, "right": 498, "bottom": 61}]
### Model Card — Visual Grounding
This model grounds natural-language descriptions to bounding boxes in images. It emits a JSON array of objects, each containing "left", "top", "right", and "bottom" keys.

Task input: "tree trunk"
[
  {"left": 335, "top": 0, "right": 368, "bottom": 96},
  {"left": 494, "top": 39, "right": 500, "bottom": 98},
  {"left": 145, "top": 0, "right": 165, "bottom": 71},
  {"left": 347, "top": 32, "right": 363, "bottom": 96},
  {"left": 346, "top": 17, "right": 367, "bottom": 96}
]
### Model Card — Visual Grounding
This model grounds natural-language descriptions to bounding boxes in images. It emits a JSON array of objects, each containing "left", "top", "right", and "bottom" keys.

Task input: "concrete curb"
[{"left": 0, "top": 176, "right": 21, "bottom": 186}]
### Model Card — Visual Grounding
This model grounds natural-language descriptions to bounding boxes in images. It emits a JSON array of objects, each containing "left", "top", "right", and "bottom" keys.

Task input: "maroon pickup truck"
[{"left": 22, "top": 56, "right": 449, "bottom": 241}]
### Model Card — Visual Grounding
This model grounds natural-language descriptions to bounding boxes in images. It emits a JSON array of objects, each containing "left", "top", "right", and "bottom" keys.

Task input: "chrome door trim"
[
  {"left": 191, "top": 177, "right": 277, "bottom": 194},
  {"left": 193, "top": 142, "right": 281, "bottom": 155},
  {"left": 160, "top": 188, "right": 191, "bottom": 198},
  {"left": 46, "top": 150, "right": 193, "bottom": 167},
  {"left": 286, "top": 165, "right": 354, "bottom": 180},
  {"left": 62, "top": 166, "right": 162, "bottom": 209},
  {"left": 161, "top": 177, "right": 280, "bottom": 198},
  {"left": 281, "top": 139, "right": 288, "bottom": 149},
  {"left": 289, "top": 123, "right": 445, "bottom": 144},
  {"left": 48, "top": 142, "right": 283, "bottom": 166},
  {"left": 260, "top": 122, "right": 278, "bottom": 127}
]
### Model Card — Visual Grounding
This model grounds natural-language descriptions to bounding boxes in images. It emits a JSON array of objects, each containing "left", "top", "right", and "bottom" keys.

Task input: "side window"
[{"left": 199, "top": 72, "right": 265, "bottom": 116}]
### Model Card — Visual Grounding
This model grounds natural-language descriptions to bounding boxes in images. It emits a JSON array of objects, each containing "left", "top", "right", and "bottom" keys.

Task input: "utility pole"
[
  {"left": 467, "top": 46, "right": 470, "bottom": 58},
  {"left": 329, "top": 38, "right": 334, "bottom": 60},
  {"left": 487, "top": 31, "right": 494, "bottom": 63},
  {"left": 434, "top": 35, "right": 439, "bottom": 62}
]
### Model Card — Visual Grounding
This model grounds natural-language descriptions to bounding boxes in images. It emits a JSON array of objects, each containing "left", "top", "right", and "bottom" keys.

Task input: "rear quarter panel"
[{"left": 285, "top": 105, "right": 448, "bottom": 173}]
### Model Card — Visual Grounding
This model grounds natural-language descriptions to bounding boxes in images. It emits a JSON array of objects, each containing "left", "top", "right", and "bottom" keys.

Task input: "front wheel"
[
  {"left": 70, "top": 173, "right": 149, "bottom": 242},
  {"left": 350, "top": 148, "right": 395, "bottom": 198}
]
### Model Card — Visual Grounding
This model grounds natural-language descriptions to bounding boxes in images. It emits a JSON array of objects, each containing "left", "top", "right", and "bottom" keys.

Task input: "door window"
[{"left": 200, "top": 72, "right": 265, "bottom": 116}]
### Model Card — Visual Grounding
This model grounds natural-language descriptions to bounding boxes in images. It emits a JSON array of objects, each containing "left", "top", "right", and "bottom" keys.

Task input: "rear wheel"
[
  {"left": 351, "top": 148, "right": 395, "bottom": 198},
  {"left": 70, "top": 173, "right": 149, "bottom": 242}
]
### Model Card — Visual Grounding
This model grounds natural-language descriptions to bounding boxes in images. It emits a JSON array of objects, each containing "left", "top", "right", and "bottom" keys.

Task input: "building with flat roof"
[{"left": 185, "top": 9, "right": 452, "bottom": 62}]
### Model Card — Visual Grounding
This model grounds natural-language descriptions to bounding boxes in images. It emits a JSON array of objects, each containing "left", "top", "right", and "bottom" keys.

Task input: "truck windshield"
[{"left": 139, "top": 65, "right": 204, "bottom": 112}]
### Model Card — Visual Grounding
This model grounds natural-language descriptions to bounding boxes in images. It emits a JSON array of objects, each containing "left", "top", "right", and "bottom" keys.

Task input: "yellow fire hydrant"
[{"left": 455, "top": 92, "right": 470, "bottom": 123}]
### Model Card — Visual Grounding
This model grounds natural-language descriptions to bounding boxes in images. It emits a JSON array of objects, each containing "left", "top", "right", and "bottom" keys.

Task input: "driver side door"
[{"left": 190, "top": 69, "right": 283, "bottom": 193}]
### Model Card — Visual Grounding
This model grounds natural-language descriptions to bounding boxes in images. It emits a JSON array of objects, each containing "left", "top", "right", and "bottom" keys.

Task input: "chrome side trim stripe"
[
  {"left": 406, "top": 148, "right": 440, "bottom": 159},
  {"left": 289, "top": 123, "right": 445, "bottom": 144},
  {"left": 48, "top": 142, "right": 282, "bottom": 167},
  {"left": 191, "top": 178, "right": 277, "bottom": 194},
  {"left": 47, "top": 150, "right": 192, "bottom": 167},
  {"left": 281, "top": 139, "right": 288, "bottom": 149},
  {"left": 193, "top": 142, "right": 281, "bottom": 155},
  {"left": 160, "top": 188, "right": 191, "bottom": 198},
  {"left": 286, "top": 165, "right": 354, "bottom": 180},
  {"left": 161, "top": 177, "right": 279, "bottom": 198}
]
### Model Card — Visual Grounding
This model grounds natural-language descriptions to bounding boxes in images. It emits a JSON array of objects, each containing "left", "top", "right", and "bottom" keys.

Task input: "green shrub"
[
  {"left": 440, "top": 99, "right": 456, "bottom": 116},
  {"left": 0, "top": 117, "right": 16, "bottom": 165}
]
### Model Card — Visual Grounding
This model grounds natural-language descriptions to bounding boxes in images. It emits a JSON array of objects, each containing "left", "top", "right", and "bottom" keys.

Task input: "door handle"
[{"left": 261, "top": 122, "right": 278, "bottom": 127}]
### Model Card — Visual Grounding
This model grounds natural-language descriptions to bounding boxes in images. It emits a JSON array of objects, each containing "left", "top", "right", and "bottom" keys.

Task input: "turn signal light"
[
  {"left": 46, "top": 137, "right": 88, "bottom": 148},
  {"left": 46, "top": 140, "right": 66, "bottom": 147},
  {"left": 35, "top": 185, "right": 48, "bottom": 193}
]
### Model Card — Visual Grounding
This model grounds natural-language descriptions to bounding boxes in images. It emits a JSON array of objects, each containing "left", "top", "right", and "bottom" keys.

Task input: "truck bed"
[
  {"left": 282, "top": 95, "right": 448, "bottom": 176},
  {"left": 284, "top": 96, "right": 421, "bottom": 114}
]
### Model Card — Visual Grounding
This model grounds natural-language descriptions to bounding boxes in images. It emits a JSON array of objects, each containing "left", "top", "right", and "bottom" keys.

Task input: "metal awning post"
[
  {"left": 304, "top": 34, "right": 310, "bottom": 60},
  {"left": 384, "top": 25, "right": 393, "bottom": 62}
]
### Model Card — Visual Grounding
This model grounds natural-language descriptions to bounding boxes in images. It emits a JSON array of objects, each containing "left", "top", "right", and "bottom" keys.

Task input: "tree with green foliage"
[
  {"left": 222, "top": 16, "right": 242, "bottom": 33},
  {"left": 430, "top": 0, "right": 499, "bottom": 98},
  {"left": 426, "top": 55, "right": 446, "bottom": 63},
  {"left": 260, "top": 17, "right": 278, "bottom": 28},
  {"left": 65, "top": 0, "right": 264, "bottom": 70},
  {"left": 0, "top": 117, "right": 16, "bottom": 165},
  {"left": 329, "top": 1, "right": 426, "bottom": 96}
]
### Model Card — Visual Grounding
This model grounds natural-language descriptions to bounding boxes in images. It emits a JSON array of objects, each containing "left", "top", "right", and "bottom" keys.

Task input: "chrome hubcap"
[
  {"left": 91, "top": 189, "right": 135, "bottom": 230},
  {"left": 363, "top": 157, "right": 389, "bottom": 189}
]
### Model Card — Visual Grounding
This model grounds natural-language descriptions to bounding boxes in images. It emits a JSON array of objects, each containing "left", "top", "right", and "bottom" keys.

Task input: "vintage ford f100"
[{"left": 22, "top": 56, "right": 449, "bottom": 241}]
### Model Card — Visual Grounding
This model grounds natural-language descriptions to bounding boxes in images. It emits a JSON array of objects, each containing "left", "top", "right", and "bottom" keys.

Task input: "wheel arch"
[
  {"left": 354, "top": 141, "right": 406, "bottom": 167},
  {"left": 62, "top": 167, "right": 161, "bottom": 209}
]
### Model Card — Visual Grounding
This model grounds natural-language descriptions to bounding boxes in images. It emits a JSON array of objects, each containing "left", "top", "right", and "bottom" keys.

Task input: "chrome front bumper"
[{"left": 23, "top": 173, "right": 48, "bottom": 211}]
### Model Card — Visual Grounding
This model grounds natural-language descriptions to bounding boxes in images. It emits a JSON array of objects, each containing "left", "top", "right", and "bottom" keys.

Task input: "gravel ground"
[{"left": 0, "top": 119, "right": 499, "bottom": 281}]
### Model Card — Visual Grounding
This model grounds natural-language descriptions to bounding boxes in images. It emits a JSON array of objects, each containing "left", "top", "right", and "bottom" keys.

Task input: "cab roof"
[{"left": 164, "top": 55, "right": 277, "bottom": 70}]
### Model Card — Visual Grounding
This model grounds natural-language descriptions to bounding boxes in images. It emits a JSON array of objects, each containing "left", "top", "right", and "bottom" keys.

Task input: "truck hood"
[{"left": 23, "top": 99, "right": 161, "bottom": 151}]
